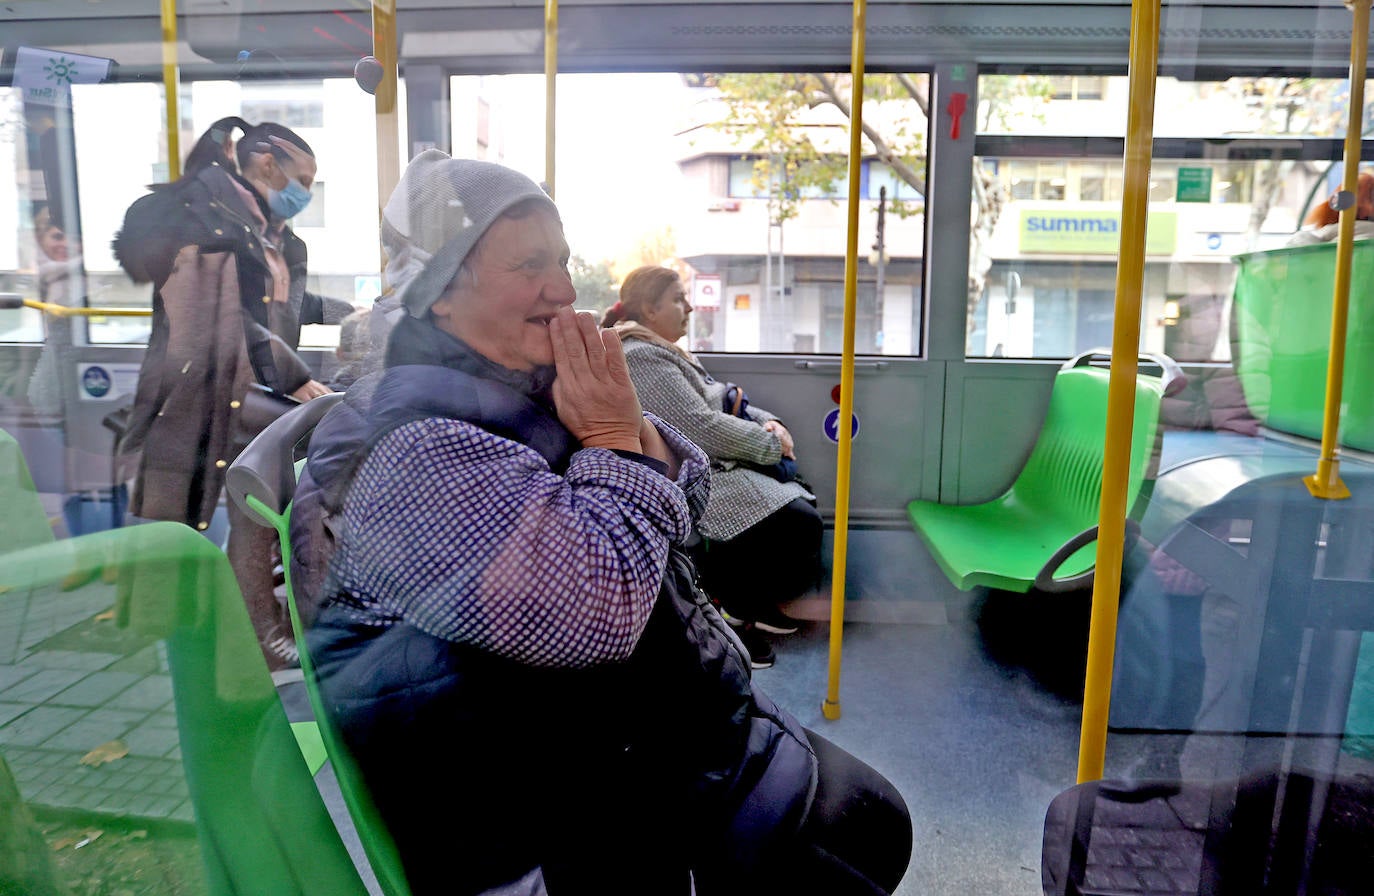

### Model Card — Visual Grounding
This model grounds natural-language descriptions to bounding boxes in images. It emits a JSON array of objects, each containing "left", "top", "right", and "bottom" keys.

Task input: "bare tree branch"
[
  {"left": 816, "top": 73, "right": 927, "bottom": 198},
  {"left": 895, "top": 72, "right": 930, "bottom": 119}
]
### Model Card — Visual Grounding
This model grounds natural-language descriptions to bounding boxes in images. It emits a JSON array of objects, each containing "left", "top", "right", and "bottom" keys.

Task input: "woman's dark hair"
[
  {"left": 182, "top": 116, "right": 250, "bottom": 178},
  {"left": 235, "top": 122, "right": 314, "bottom": 173},
  {"left": 602, "top": 265, "right": 680, "bottom": 327},
  {"left": 179, "top": 117, "right": 313, "bottom": 181}
]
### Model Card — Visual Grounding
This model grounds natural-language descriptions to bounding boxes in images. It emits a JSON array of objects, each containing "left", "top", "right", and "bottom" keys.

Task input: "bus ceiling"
[{"left": 1, "top": 1, "right": 1365, "bottom": 79}]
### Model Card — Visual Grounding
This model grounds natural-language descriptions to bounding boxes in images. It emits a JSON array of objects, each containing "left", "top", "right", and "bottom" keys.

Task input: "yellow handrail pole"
[
  {"left": 20, "top": 299, "right": 152, "bottom": 319},
  {"left": 544, "top": 0, "right": 558, "bottom": 199},
  {"left": 1304, "top": 0, "right": 1369, "bottom": 501},
  {"left": 160, "top": 0, "right": 181, "bottom": 180},
  {"left": 373, "top": 0, "right": 401, "bottom": 270},
  {"left": 1076, "top": 0, "right": 1160, "bottom": 783},
  {"left": 822, "top": 0, "right": 867, "bottom": 722}
]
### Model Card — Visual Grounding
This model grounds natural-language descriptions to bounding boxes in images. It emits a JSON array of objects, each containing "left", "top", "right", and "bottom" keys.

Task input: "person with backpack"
[
  {"left": 290, "top": 151, "right": 912, "bottom": 895},
  {"left": 113, "top": 116, "right": 348, "bottom": 670}
]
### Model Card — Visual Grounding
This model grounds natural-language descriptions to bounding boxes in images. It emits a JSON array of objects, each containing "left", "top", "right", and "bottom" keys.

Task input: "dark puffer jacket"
[
  {"left": 294, "top": 323, "right": 817, "bottom": 894},
  {"left": 112, "top": 161, "right": 341, "bottom": 526}
]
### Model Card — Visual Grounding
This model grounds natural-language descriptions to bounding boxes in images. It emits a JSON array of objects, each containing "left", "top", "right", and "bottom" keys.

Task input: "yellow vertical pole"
[
  {"left": 373, "top": 0, "right": 401, "bottom": 269},
  {"left": 160, "top": 0, "right": 181, "bottom": 180},
  {"left": 822, "top": 0, "right": 867, "bottom": 721},
  {"left": 1304, "top": 0, "right": 1369, "bottom": 501},
  {"left": 544, "top": 0, "right": 558, "bottom": 199},
  {"left": 1076, "top": 0, "right": 1160, "bottom": 783}
]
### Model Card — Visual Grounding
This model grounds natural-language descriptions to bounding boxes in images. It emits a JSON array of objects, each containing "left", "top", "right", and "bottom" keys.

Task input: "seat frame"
[
  {"left": 228, "top": 394, "right": 415, "bottom": 896},
  {"left": 908, "top": 349, "right": 1183, "bottom": 593}
]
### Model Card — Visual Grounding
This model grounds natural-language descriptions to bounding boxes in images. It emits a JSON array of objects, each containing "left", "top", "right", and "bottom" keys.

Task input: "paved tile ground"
[{"left": 0, "top": 578, "right": 193, "bottom": 824}]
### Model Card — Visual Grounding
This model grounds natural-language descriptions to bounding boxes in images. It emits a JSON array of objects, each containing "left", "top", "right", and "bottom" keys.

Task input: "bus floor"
[{"left": 276, "top": 582, "right": 1093, "bottom": 896}]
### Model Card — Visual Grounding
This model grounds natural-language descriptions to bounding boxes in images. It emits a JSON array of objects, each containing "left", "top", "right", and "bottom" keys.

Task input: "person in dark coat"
[
  {"left": 291, "top": 150, "right": 913, "bottom": 895},
  {"left": 113, "top": 116, "right": 349, "bottom": 669}
]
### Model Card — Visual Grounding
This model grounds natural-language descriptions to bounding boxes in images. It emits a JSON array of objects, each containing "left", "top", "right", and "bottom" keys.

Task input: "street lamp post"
[{"left": 871, "top": 185, "right": 887, "bottom": 349}]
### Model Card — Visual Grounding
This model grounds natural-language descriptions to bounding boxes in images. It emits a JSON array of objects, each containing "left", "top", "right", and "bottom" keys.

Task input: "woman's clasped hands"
[{"left": 551, "top": 308, "right": 675, "bottom": 470}]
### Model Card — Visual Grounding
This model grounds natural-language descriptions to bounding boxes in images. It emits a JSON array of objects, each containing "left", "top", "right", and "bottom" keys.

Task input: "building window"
[
  {"left": 1148, "top": 163, "right": 1178, "bottom": 203},
  {"left": 241, "top": 82, "right": 326, "bottom": 128},
  {"left": 1214, "top": 163, "right": 1254, "bottom": 203},
  {"left": 1049, "top": 75, "right": 1106, "bottom": 101},
  {"left": 820, "top": 282, "right": 878, "bottom": 353},
  {"left": 727, "top": 156, "right": 847, "bottom": 200},
  {"left": 866, "top": 161, "right": 924, "bottom": 202},
  {"left": 1008, "top": 160, "right": 1037, "bottom": 200},
  {"left": 1075, "top": 162, "right": 1123, "bottom": 202},
  {"left": 1005, "top": 160, "right": 1073, "bottom": 201},
  {"left": 728, "top": 158, "right": 767, "bottom": 198}
]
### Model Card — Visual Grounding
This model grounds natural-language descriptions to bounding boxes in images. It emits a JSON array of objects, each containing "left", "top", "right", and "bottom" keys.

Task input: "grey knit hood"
[{"left": 381, "top": 150, "right": 559, "bottom": 318}]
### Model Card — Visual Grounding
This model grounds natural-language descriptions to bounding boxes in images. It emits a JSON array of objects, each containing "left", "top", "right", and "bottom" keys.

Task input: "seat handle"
[
  {"left": 1033, "top": 519, "right": 1142, "bottom": 593},
  {"left": 1062, "top": 348, "right": 1187, "bottom": 397}
]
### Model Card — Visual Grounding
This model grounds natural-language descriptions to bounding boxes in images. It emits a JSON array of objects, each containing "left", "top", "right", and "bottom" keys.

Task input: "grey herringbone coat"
[{"left": 621, "top": 337, "right": 813, "bottom": 541}]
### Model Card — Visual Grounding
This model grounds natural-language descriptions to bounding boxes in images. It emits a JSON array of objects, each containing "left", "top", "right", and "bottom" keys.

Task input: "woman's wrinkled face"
[
  {"left": 429, "top": 208, "right": 577, "bottom": 371},
  {"left": 643, "top": 278, "right": 692, "bottom": 344}
]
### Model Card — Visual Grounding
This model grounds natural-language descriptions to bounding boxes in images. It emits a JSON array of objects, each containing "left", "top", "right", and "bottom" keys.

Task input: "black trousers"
[
  {"left": 786, "top": 730, "right": 914, "bottom": 895},
  {"left": 695, "top": 729, "right": 914, "bottom": 896},
  {"left": 692, "top": 497, "right": 823, "bottom": 622}
]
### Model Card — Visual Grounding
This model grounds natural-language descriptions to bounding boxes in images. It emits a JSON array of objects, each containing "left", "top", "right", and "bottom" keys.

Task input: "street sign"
[
  {"left": 823, "top": 409, "right": 860, "bottom": 444},
  {"left": 1176, "top": 167, "right": 1213, "bottom": 203}
]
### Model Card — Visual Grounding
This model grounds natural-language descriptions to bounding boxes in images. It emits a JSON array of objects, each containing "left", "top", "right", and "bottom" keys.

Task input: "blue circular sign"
[
  {"left": 823, "top": 409, "right": 860, "bottom": 444},
  {"left": 1206, "top": 233, "right": 1223, "bottom": 250},
  {"left": 81, "top": 365, "right": 112, "bottom": 398}
]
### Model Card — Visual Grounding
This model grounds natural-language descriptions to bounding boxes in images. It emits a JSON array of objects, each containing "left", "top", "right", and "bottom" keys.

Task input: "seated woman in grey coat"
[{"left": 603, "top": 265, "right": 823, "bottom": 667}]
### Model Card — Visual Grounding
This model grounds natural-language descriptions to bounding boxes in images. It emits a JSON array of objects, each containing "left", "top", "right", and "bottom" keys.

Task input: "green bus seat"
[
  {"left": 228, "top": 394, "right": 415, "bottom": 896},
  {"left": 908, "top": 350, "right": 1182, "bottom": 593},
  {"left": 0, "top": 519, "right": 366, "bottom": 896},
  {"left": 0, "top": 427, "right": 55, "bottom": 551},
  {"left": 1233, "top": 240, "right": 1374, "bottom": 452}
]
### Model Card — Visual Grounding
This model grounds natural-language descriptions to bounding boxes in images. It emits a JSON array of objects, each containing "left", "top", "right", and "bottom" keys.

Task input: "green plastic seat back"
[
  {"left": 1013, "top": 366, "right": 1164, "bottom": 527},
  {"left": 908, "top": 358, "right": 1170, "bottom": 593},
  {"left": 1233, "top": 241, "right": 1374, "bottom": 452},
  {"left": 0, "top": 428, "right": 55, "bottom": 551},
  {"left": 229, "top": 398, "right": 415, "bottom": 896},
  {"left": 0, "top": 520, "right": 366, "bottom": 896}
]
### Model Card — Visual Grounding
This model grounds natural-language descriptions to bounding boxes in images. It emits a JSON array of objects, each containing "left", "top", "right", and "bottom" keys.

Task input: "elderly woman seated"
[
  {"left": 291, "top": 153, "right": 911, "bottom": 895},
  {"left": 603, "top": 266, "right": 823, "bottom": 668},
  {"left": 1287, "top": 171, "right": 1374, "bottom": 246}
]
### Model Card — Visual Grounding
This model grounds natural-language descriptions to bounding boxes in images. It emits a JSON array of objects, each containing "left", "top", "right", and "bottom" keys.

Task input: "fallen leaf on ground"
[
  {"left": 73, "top": 830, "right": 104, "bottom": 849},
  {"left": 80, "top": 740, "right": 129, "bottom": 767}
]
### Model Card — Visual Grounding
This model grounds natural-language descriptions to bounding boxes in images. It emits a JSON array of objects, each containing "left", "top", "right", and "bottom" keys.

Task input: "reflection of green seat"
[
  {"left": 1233, "top": 241, "right": 1374, "bottom": 451},
  {"left": 0, "top": 519, "right": 366, "bottom": 896},
  {"left": 228, "top": 395, "right": 414, "bottom": 896},
  {"left": 0, "top": 428, "right": 55, "bottom": 551},
  {"left": 908, "top": 351, "right": 1182, "bottom": 593}
]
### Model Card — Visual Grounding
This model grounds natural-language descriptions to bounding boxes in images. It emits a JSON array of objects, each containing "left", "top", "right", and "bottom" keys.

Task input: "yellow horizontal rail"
[{"left": 15, "top": 298, "right": 152, "bottom": 319}]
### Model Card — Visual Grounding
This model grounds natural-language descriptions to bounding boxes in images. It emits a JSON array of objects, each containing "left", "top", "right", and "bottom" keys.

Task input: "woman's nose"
[{"left": 547, "top": 270, "right": 577, "bottom": 306}]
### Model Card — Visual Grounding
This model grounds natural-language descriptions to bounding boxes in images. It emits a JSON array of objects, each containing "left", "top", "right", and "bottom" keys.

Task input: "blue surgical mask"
[{"left": 268, "top": 178, "right": 312, "bottom": 219}]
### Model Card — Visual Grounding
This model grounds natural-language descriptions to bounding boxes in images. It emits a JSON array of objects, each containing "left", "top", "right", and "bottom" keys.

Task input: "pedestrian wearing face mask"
[{"left": 113, "top": 116, "right": 351, "bottom": 670}]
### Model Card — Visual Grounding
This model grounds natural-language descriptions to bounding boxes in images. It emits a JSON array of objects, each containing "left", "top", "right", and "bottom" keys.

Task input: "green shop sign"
[
  {"left": 1176, "top": 167, "right": 1213, "bottom": 203},
  {"left": 1019, "top": 210, "right": 1178, "bottom": 255}
]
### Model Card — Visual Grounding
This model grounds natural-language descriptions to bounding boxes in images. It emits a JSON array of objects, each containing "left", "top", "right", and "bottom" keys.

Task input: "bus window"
[
  {"left": 970, "top": 72, "right": 1374, "bottom": 361},
  {"left": 451, "top": 71, "right": 929, "bottom": 356}
]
